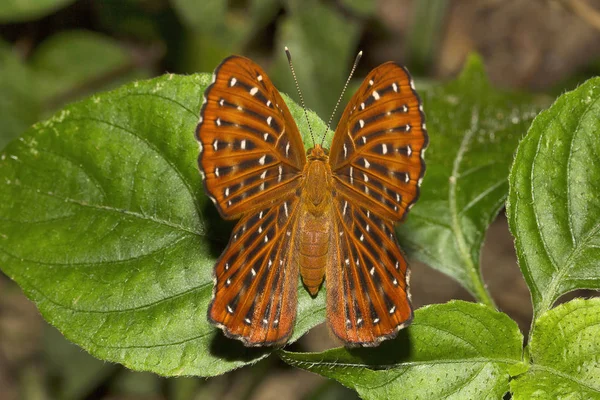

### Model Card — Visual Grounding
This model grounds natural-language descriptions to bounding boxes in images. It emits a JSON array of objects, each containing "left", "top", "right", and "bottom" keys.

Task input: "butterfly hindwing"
[
  {"left": 197, "top": 55, "right": 306, "bottom": 219},
  {"left": 327, "top": 194, "right": 412, "bottom": 345},
  {"left": 208, "top": 194, "right": 302, "bottom": 346},
  {"left": 329, "top": 62, "right": 427, "bottom": 221}
]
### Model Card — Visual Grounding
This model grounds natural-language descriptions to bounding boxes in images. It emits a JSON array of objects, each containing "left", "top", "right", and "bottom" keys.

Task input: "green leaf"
[
  {"left": 507, "top": 77, "right": 600, "bottom": 317},
  {"left": 269, "top": 0, "right": 361, "bottom": 120},
  {"left": 0, "top": 40, "right": 41, "bottom": 149},
  {"left": 0, "top": 0, "right": 77, "bottom": 22},
  {"left": 280, "top": 301, "right": 524, "bottom": 400},
  {"left": 0, "top": 73, "right": 326, "bottom": 376},
  {"left": 340, "top": 0, "right": 375, "bottom": 16},
  {"left": 510, "top": 298, "right": 600, "bottom": 399},
  {"left": 397, "top": 54, "right": 544, "bottom": 305},
  {"left": 170, "top": 0, "right": 227, "bottom": 33},
  {"left": 29, "top": 30, "right": 150, "bottom": 107}
]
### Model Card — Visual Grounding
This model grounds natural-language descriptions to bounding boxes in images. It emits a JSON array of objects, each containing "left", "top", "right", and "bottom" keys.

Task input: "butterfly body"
[
  {"left": 197, "top": 55, "right": 427, "bottom": 347},
  {"left": 297, "top": 146, "right": 334, "bottom": 294}
]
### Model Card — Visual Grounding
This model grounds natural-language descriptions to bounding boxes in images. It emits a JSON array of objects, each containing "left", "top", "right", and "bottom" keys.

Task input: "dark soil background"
[{"left": 1, "top": 0, "right": 600, "bottom": 399}]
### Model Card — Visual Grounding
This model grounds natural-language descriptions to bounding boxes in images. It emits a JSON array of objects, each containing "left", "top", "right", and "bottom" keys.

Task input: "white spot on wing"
[
  {"left": 392, "top": 82, "right": 398, "bottom": 92},
  {"left": 369, "top": 79, "right": 374, "bottom": 86},
  {"left": 382, "top": 144, "right": 388, "bottom": 154},
  {"left": 257, "top": 75, "right": 263, "bottom": 81},
  {"left": 359, "top": 119, "right": 365, "bottom": 128},
  {"left": 250, "top": 87, "right": 258, "bottom": 95},
  {"left": 267, "top": 116, "right": 272, "bottom": 126},
  {"left": 230, "top": 77, "right": 237, "bottom": 86},
  {"left": 241, "top": 139, "right": 246, "bottom": 149},
  {"left": 372, "top": 91, "right": 380, "bottom": 100},
  {"left": 259, "top": 155, "right": 266, "bottom": 165}
]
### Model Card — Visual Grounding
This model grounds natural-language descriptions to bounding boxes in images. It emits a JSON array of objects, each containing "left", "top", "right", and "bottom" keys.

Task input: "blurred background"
[{"left": 1, "top": 0, "right": 600, "bottom": 399}]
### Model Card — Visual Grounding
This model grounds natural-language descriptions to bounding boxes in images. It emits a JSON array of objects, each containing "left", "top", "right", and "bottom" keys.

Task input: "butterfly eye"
[{"left": 323, "top": 148, "right": 330, "bottom": 156}]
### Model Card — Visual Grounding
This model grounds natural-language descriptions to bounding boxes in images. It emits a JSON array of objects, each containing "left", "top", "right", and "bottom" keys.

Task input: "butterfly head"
[{"left": 307, "top": 144, "right": 329, "bottom": 161}]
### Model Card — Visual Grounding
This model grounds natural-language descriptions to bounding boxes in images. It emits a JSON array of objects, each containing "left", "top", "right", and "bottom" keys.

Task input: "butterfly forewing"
[
  {"left": 329, "top": 62, "right": 427, "bottom": 221},
  {"left": 327, "top": 62, "right": 427, "bottom": 345},
  {"left": 197, "top": 56, "right": 306, "bottom": 219}
]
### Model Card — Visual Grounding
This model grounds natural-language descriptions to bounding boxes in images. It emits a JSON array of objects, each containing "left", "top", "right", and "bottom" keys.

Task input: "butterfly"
[{"left": 195, "top": 50, "right": 427, "bottom": 347}]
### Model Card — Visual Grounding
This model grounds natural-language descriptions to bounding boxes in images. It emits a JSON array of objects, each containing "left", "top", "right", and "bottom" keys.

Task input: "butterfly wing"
[
  {"left": 327, "top": 198, "right": 412, "bottom": 345},
  {"left": 208, "top": 195, "right": 302, "bottom": 345},
  {"left": 196, "top": 56, "right": 307, "bottom": 345},
  {"left": 197, "top": 55, "right": 306, "bottom": 220},
  {"left": 327, "top": 62, "right": 427, "bottom": 345},
  {"left": 329, "top": 62, "right": 427, "bottom": 220}
]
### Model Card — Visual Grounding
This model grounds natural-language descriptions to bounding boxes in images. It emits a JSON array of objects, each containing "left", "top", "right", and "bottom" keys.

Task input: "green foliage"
[
  {"left": 29, "top": 30, "right": 148, "bottom": 104},
  {"left": 397, "top": 54, "right": 543, "bottom": 305},
  {"left": 0, "top": 12, "right": 598, "bottom": 394},
  {"left": 511, "top": 298, "right": 600, "bottom": 399},
  {"left": 0, "top": 40, "right": 41, "bottom": 149},
  {"left": 0, "top": 0, "right": 77, "bottom": 22},
  {"left": 507, "top": 77, "right": 600, "bottom": 317},
  {"left": 269, "top": 0, "right": 361, "bottom": 120},
  {"left": 281, "top": 301, "right": 523, "bottom": 400},
  {"left": 0, "top": 31, "right": 150, "bottom": 150}
]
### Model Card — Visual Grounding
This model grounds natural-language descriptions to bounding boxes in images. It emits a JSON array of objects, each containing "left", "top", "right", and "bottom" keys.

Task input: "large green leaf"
[
  {"left": 397, "top": 55, "right": 543, "bottom": 305},
  {"left": 507, "top": 77, "right": 600, "bottom": 317},
  {"left": 280, "top": 301, "right": 524, "bottom": 400},
  {"left": 511, "top": 298, "right": 600, "bottom": 399},
  {"left": 0, "top": 73, "right": 326, "bottom": 376},
  {"left": 0, "top": 0, "right": 77, "bottom": 22}
]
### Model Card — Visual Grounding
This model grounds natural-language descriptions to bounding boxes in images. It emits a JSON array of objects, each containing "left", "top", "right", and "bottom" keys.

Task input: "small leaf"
[
  {"left": 280, "top": 301, "right": 523, "bottom": 400},
  {"left": 397, "top": 54, "right": 544, "bottom": 305},
  {"left": 0, "top": 73, "right": 325, "bottom": 376},
  {"left": 507, "top": 77, "right": 600, "bottom": 316},
  {"left": 269, "top": 0, "right": 361, "bottom": 120},
  {"left": 29, "top": 30, "right": 150, "bottom": 106},
  {"left": 170, "top": 0, "right": 227, "bottom": 33},
  {"left": 0, "top": 0, "right": 77, "bottom": 22},
  {"left": 0, "top": 40, "right": 41, "bottom": 149},
  {"left": 511, "top": 298, "right": 600, "bottom": 399}
]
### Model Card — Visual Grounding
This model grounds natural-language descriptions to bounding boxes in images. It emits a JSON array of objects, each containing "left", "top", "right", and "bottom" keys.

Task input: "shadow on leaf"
[
  {"left": 200, "top": 198, "right": 235, "bottom": 259},
  {"left": 208, "top": 328, "right": 272, "bottom": 363},
  {"left": 347, "top": 328, "right": 412, "bottom": 369}
]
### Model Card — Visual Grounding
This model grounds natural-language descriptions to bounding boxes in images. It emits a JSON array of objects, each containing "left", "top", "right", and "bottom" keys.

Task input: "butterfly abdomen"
[{"left": 298, "top": 215, "right": 330, "bottom": 296}]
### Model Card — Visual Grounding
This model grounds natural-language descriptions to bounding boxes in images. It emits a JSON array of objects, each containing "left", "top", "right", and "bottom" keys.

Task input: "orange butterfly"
[{"left": 196, "top": 50, "right": 427, "bottom": 347}]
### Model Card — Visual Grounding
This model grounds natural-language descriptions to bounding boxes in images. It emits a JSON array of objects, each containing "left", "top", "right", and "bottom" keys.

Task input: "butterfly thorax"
[{"left": 303, "top": 145, "right": 332, "bottom": 213}]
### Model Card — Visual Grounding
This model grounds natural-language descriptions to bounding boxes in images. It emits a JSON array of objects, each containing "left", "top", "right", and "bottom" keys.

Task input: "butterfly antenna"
[
  {"left": 320, "top": 50, "right": 363, "bottom": 146},
  {"left": 285, "top": 46, "right": 316, "bottom": 146}
]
